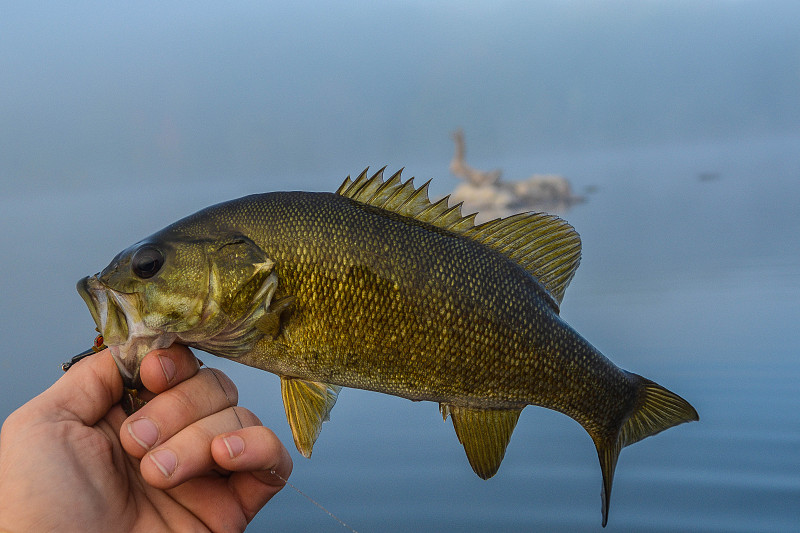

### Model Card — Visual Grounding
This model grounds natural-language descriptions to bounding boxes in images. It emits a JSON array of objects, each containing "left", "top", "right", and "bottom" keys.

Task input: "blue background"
[{"left": 2, "top": 2, "right": 798, "bottom": 531}]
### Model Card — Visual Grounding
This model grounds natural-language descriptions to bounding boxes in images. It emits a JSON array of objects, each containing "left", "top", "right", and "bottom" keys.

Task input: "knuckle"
[
  {"left": 201, "top": 367, "right": 239, "bottom": 406},
  {"left": 231, "top": 406, "right": 261, "bottom": 427}
]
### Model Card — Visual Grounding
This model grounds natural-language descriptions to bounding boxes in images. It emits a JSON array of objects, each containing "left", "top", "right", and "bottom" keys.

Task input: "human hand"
[{"left": 0, "top": 344, "right": 292, "bottom": 532}]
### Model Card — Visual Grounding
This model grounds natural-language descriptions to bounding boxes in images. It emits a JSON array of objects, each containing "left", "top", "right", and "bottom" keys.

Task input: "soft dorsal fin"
[
  {"left": 464, "top": 213, "right": 581, "bottom": 306},
  {"left": 440, "top": 404, "right": 523, "bottom": 479},
  {"left": 337, "top": 168, "right": 581, "bottom": 306},
  {"left": 280, "top": 377, "right": 342, "bottom": 458}
]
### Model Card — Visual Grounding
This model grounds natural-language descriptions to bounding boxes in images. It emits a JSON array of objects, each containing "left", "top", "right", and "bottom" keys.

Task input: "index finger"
[{"left": 138, "top": 344, "right": 201, "bottom": 395}]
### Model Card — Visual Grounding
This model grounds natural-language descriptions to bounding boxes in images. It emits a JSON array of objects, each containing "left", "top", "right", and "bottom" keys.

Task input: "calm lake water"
[{"left": 1, "top": 135, "right": 798, "bottom": 531}]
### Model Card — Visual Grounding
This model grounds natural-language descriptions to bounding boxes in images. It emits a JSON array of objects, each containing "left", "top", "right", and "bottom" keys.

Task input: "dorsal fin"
[
  {"left": 464, "top": 213, "right": 581, "bottom": 305},
  {"left": 336, "top": 168, "right": 582, "bottom": 306}
]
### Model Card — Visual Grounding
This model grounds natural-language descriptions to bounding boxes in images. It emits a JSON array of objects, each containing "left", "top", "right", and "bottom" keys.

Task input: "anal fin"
[
  {"left": 280, "top": 377, "right": 342, "bottom": 458},
  {"left": 440, "top": 404, "right": 522, "bottom": 479}
]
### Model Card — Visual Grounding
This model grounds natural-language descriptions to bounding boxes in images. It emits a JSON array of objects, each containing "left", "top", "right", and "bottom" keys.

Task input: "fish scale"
[
  {"left": 267, "top": 197, "right": 537, "bottom": 402},
  {"left": 76, "top": 167, "right": 698, "bottom": 526}
]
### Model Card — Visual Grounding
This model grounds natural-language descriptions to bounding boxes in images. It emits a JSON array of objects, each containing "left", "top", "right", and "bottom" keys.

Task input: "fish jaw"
[
  {"left": 77, "top": 275, "right": 176, "bottom": 388},
  {"left": 107, "top": 335, "right": 176, "bottom": 388}
]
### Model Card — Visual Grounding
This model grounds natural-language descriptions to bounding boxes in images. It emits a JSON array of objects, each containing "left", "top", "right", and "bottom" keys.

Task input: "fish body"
[{"left": 78, "top": 169, "right": 698, "bottom": 526}]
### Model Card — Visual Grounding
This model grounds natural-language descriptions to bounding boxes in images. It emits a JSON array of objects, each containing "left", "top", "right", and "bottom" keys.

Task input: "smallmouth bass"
[{"left": 77, "top": 168, "right": 698, "bottom": 526}]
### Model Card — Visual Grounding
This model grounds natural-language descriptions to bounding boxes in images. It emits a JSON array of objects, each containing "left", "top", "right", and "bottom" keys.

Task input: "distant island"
[{"left": 449, "top": 129, "right": 583, "bottom": 221}]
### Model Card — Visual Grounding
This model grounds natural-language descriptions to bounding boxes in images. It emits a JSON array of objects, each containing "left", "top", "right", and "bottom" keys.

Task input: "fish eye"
[{"left": 131, "top": 246, "right": 164, "bottom": 279}]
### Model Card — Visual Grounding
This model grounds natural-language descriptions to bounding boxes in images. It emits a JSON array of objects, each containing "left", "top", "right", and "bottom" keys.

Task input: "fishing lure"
[{"left": 64, "top": 333, "right": 145, "bottom": 414}]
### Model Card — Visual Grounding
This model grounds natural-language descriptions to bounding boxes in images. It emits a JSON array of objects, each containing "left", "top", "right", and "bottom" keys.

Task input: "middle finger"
[{"left": 121, "top": 367, "right": 239, "bottom": 458}]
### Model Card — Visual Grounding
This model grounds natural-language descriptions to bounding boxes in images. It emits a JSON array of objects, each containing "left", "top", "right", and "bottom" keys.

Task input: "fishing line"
[
  {"left": 269, "top": 469, "right": 359, "bottom": 533},
  {"left": 206, "top": 365, "right": 358, "bottom": 533},
  {"left": 208, "top": 367, "right": 245, "bottom": 429}
]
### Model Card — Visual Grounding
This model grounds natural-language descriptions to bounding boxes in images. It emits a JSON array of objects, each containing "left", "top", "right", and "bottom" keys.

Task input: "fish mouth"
[{"left": 77, "top": 275, "right": 176, "bottom": 388}]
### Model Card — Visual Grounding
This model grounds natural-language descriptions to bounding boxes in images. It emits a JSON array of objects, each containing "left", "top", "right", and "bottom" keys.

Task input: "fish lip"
[
  {"left": 77, "top": 275, "right": 104, "bottom": 331},
  {"left": 77, "top": 275, "right": 139, "bottom": 340},
  {"left": 77, "top": 273, "right": 175, "bottom": 389},
  {"left": 78, "top": 274, "right": 135, "bottom": 305}
]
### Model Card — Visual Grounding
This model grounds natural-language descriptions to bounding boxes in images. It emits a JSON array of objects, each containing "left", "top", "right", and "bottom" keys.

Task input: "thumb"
[{"left": 36, "top": 349, "right": 124, "bottom": 426}]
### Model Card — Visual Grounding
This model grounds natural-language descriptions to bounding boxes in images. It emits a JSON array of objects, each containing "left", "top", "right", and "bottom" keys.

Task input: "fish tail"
[{"left": 593, "top": 373, "right": 699, "bottom": 527}]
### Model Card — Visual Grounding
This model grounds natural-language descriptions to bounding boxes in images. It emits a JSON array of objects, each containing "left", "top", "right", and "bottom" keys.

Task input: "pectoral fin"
[
  {"left": 256, "top": 296, "right": 295, "bottom": 338},
  {"left": 280, "top": 377, "right": 342, "bottom": 458},
  {"left": 440, "top": 404, "right": 522, "bottom": 479}
]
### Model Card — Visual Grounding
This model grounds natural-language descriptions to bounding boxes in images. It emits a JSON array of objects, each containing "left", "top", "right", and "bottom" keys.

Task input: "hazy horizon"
[{"left": 2, "top": 1, "right": 799, "bottom": 193}]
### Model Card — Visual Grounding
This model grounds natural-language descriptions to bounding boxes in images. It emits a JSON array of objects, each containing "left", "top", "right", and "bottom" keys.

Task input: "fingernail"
[
  {"left": 158, "top": 354, "right": 176, "bottom": 384},
  {"left": 127, "top": 418, "right": 159, "bottom": 450},
  {"left": 223, "top": 435, "right": 245, "bottom": 459},
  {"left": 149, "top": 449, "right": 177, "bottom": 478}
]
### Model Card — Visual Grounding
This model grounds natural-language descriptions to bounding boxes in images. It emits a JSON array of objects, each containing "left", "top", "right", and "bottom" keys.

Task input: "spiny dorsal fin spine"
[
  {"left": 335, "top": 168, "right": 370, "bottom": 197},
  {"left": 416, "top": 190, "right": 447, "bottom": 219},
  {"left": 336, "top": 177, "right": 352, "bottom": 194},
  {"left": 417, "top": 194, "right": 459, "bottom": 225},
  {"left": 336, "top": 167, "right": 582, "bottom": 305},
  {"left": 448, "top": 212, "right": 477, "bottom": 232},
  {"left": 347, "top": 168, "right": 371, "bottom": 196},
  {"left": 352, "top": 167, "right": 387, "bottom": 202},
  {"left": 384, "top": 177, "right": 419, "bottom": 212},
  {"left": 373, "top": 168, "right": 404, "bottom": 204},
  {"left": 355, "top": 167, "right": 375, "bottom": 194},
  {"left": 438, "top": 202, "right": 467, "bottom": 229},
  {"left": 396, "top": 178, "right": 429, "bottom": 217}
]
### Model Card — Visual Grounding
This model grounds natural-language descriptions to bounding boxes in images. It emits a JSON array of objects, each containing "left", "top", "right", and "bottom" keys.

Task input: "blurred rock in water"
[{"left": 449, "top": 129, "right": 583, "bottom": 221}]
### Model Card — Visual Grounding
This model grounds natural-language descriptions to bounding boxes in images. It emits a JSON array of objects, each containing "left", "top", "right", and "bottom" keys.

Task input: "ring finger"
[{"left": 140, "top": 405, "right": 261, "bottom": 489}]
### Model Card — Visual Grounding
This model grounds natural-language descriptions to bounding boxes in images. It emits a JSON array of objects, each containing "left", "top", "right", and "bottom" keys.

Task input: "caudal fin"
[{"left": 593, "top": 374, "right": 699, "bottom": 527}]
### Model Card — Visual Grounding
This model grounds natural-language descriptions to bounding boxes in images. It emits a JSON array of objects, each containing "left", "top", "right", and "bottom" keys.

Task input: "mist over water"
[
  {"left": 2, "top": 1, "right": 799, "bottom": 191},
  {"left": 2, "top": 2, "right": 799, "bottom": 531}
]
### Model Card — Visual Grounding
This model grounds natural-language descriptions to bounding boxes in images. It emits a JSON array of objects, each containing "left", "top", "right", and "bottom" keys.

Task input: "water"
[{"left": 1, "top": 136, "right": 799, "bottom": 531}]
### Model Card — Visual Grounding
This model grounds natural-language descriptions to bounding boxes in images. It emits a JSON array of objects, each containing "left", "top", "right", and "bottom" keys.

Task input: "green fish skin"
[{"left": 77, "top": 168, "right": 698, "bottom": 526}]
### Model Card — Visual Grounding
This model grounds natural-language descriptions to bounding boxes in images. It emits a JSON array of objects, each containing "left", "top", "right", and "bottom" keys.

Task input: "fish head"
[{"left": 78, "top": 230, "right": 278, "bottom": 387}]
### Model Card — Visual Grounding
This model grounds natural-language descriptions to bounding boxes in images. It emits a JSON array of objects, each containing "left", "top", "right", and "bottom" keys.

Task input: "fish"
[{"left": 77, "top": 168, "right": 698, "bottom": 526}]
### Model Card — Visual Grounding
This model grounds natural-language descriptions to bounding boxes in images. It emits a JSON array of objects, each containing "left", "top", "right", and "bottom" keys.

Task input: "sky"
[{"left": 1, "top": 0, "right": 799, "bottom": 194}]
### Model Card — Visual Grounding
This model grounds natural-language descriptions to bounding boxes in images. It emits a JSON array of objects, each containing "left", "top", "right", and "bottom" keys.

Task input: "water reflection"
[{"left": 1, "top": 136, "right": 799, "bottom": 531}]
